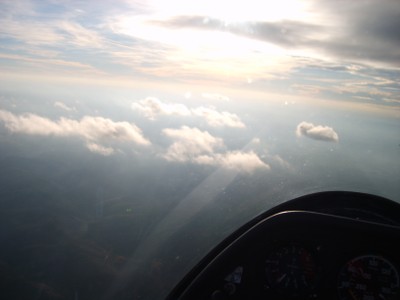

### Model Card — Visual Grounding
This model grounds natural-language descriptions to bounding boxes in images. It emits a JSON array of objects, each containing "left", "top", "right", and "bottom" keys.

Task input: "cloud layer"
[
  {"left": 0, "top": 109, "right": 268, "bottom": 173},
  {"left": 296, "top": 121, "right": 339, "bottom": 142}
]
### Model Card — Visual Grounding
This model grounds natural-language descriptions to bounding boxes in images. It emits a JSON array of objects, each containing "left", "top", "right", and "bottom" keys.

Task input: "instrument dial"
[
  {"left": 338, "top": 255, "right": 399, "bottom": 300},
  {"left": 265, "top": 245, "right": 318, "bottom": 296}
]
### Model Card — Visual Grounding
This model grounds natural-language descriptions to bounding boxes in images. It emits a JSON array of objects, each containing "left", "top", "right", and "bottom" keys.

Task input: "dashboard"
[{"left": 167, "top": 192, "right": 400, "bottom": 300}]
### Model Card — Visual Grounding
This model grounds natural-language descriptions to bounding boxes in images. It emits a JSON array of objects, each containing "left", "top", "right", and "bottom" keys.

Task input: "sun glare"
[
  {"left": 113, "top": 13, "right": 292, "bottom": 80},
  {"left": 147, "top": 0, "right": 311, "bottom": 23},
  {"left": 111, "top": 0, "right": 316, "bottom": 80},
  {"left": 113, "top": 0, "right": 311, "bottom": 79}
]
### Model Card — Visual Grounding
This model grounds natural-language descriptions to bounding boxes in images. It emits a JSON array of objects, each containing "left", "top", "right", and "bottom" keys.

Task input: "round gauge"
[
  {"left": 338, "top": 255, "right": 399, "bottom": 300},
  {"left": 265, "top": 245, "right": 318, "bottom": 296}
]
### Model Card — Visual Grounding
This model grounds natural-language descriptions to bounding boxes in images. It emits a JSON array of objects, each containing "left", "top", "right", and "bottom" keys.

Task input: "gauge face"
[
  {"left": 265, "top": 245, "right": 317, "bottom": 296},
  {"left": 338, "top": 255, "right": 400, "bottom": 300}
]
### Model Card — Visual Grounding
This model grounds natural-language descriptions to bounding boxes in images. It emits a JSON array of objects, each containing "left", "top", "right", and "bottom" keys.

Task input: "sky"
[
  {"left": 0, "top": 0, "right": 399, "bottom": 102},
  {"left": 0, "top": 0, "right": 399, "bottom": 187}
]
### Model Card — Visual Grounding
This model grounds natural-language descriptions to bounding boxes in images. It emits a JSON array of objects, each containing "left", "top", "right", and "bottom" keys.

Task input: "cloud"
[
  {"left": 162, "top": 126, "right": 223, "bottom": 162},
  {"left": 149, "top": 15, "right": 320, "bottom": 48},
  {"left": 0, "top": 2, "right": 104, "bottom": 49},
  {"left": 191, "top": 106, "right": 245, "bottom": 128},
  {"left": 132, "top": 97, "right": 191, "bottom": 120},
  {"left": 296, "top": 121, "right": 339, "bottom": 142},
  {"left": 161, "top": 17, "right": 317, "bottom": 50},
  {"left": 215, "top": 151, "right": 270, "bottom": 173},
  {"left": 132, "top": 97, "right": 245, "bottom": 128},
  {"left": 0, "top": 109, "right": 150, "bottom": 155},
  {"left": 0, "top": 53, "right": 103, "bottom": 74},
  {"left": 309, "top": 0, "right": 400, "bottom": 66},
  {"left": 191, "top": 150, "right": 270, "bottom": 173},
  {"left": 152, "top": 0, "right": 400, "bottom": 67},
  {"left": 86, "top": 142, "right": 114, "bottom": 156},
  {"left": 162, "top": 126, "right": 268, "bottom": 173},
  {"left": 54, "top": 101, "right": 76, "bottom": 112}
]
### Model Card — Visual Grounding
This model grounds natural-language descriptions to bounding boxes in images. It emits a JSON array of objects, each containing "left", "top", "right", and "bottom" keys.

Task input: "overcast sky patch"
[{"left": 151, "top": 0, "right": 400, "bottom": 67}]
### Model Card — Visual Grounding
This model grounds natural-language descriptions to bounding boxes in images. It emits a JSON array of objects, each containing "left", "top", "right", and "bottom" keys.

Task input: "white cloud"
[
  {"left": 132, "top": 97, "right": 191, "bottom": 120},
  {"left": 0, "top": 109, "right": 150, "bottom": 154},
  {"left": 0, "top": 53, "right": 102, "bottom": 74},
  {"left": 191, "top": 106, "right": 245, "bottom": 128},
  {"left": 192, "top": 151, "right": 270, "bottom": 173},
  {"left": 216, "top": 151, "right": 270, "bottom": 173},
  {"left": 296, "top": 121, "right": 339, "bottom": 142},
  {"left": 162, "top": 126, "right": 223, "bottom": 162},
  {"left": 54, "top": 101, "right": 76, "bottom": 112},
  {"left": 0, "top": 110, "right": 62, "bottom": 136},
  {"left": 192, "top": 154, "right": 215, "bottom": 165},
  {"left": 162, "top": 126, "right": 268, "bottom": 173},
  {"left": 67, "top": 116, "right": 150, "bottom": 145},
  {"left": 132, "top": 97, "right": 245, "bottom": 128},
  {"left": 86, "top": 142, "right": 114, "bottom": 156}
]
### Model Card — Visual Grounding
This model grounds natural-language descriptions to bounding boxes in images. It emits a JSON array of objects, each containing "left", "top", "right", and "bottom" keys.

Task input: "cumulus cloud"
[
  {"left": 132, "top": 97, "right": 191, "bottom": 120},
  {"left": 215, "top": 151, "right": 270, "bottom": 173},
  {"left": 132, "top": 97, "right": 245, "bottom": 128},
  {"left": 162, "top": 126, "right": 268, "bottom": 173},
  {"left": 296, "top": 121, "right": 339, "bottom": 142},
  {"left": 162, "top": 126, "right": 223, "bottom": 162},
  {"left": 191, "top": 106, "right": 245, "bottom": 128},
  {"left": 0, "top": 109, "right": 150, "bottom": 155}
]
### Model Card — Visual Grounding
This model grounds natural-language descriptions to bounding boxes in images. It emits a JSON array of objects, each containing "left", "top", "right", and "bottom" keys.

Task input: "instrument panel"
[
  {"left": 167, "top": 192, "right": 400, "bottom": 300},
  {"left": 261, "top": 244, "right": 400, "bottom": 300}
]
